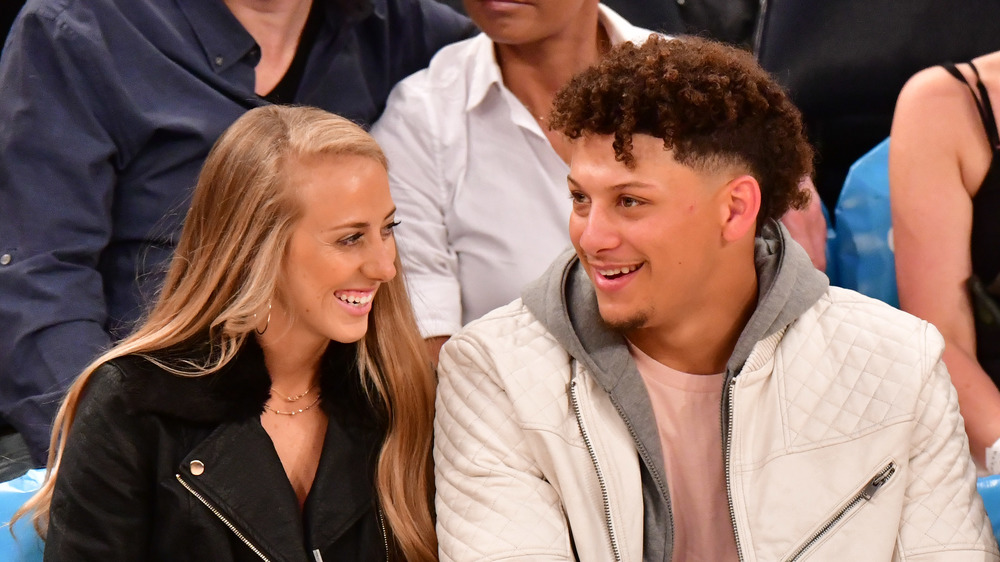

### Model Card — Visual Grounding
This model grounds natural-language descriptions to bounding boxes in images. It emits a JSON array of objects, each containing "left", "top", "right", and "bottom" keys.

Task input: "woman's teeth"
[{"left": 337, "top": 293, "right": 374, "bottom": 305}]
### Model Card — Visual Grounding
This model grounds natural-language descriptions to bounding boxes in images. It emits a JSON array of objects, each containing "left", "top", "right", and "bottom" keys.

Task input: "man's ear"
[{"left": 720, "top": 175, "right": 761, "bottom": 242}]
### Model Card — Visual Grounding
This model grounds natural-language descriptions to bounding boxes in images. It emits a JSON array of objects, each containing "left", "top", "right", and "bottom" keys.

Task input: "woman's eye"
[
  {"left": 569, "top": 191, "right": 588, "bottom": 205},
  {"left": 381, "top": 220, "right": 401, "bottom": 238},
  {"left": 338, "top": 233, "right": 363, "bottom": 246}
]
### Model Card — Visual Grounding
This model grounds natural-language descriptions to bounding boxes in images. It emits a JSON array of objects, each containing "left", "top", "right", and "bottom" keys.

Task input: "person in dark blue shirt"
[{"left": 0, "top": 0, "right": 472, "bottom": 471}]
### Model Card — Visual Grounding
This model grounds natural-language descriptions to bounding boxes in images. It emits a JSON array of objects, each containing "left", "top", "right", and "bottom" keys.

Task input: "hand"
[{"left": 781, "top": 177, "right": 827, "bottom": 271}]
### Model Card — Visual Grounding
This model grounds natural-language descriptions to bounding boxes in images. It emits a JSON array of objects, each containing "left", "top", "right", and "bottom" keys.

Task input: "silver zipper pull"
[
  {"left": 861, "top": 464, "right": 895, "bottom": 500},
  {"left": 312, "top": 549, "right": 324, "bottom": 562}
]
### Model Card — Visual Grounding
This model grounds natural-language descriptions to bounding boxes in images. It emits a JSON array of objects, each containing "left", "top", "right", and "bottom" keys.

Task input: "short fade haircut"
[{"left": 550, "top": 35, "right": 814, "bottom": 227}]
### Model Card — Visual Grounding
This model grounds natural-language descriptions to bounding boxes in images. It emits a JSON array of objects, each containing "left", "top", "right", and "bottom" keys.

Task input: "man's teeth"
[
  {"left": 337, "top": 293, "right": 374, "bottom": 305},
  {"left": 598, "top": 265, "right": 639, "bottom": 277}
]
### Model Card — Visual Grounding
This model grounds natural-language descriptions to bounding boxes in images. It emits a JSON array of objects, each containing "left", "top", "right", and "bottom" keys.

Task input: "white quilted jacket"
[{"left": 434, "top": 228, "right": 999, "bottom": 562}]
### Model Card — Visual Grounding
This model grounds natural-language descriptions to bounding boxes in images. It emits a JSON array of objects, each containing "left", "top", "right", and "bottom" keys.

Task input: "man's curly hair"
[{"left": 550, "top": 35, "right": 813, "bottom": 226}]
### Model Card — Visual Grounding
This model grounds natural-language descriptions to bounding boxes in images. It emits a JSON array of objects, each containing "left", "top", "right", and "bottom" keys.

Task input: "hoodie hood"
[{"left": 522, "top": 219, "right": 828, "bottom": 385}]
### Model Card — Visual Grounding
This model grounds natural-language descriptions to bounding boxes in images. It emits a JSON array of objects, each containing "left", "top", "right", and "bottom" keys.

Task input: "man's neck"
[
  {"left": 495, "top": 7, "right": 607, "bottom": 122},
  {"left": 224, "top": 0, "right": 313, "bottom": 95},
  {"left": 627, "top": 257, "right": 760, "bottom": 375}
]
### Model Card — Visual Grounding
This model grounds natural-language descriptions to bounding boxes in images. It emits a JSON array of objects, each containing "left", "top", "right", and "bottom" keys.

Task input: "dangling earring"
[{"left": 254, "top": 300, "right": 271, "bottom": 335}]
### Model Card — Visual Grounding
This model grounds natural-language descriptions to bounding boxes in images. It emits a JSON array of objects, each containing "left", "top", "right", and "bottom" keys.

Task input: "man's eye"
[{"left": 620, "top": 196, "right": 641, "bottom": 208}]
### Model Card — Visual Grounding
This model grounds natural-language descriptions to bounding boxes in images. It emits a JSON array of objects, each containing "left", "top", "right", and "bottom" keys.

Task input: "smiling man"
[{"left": 433, "top": 36, "right": 998, "bottom": 561}]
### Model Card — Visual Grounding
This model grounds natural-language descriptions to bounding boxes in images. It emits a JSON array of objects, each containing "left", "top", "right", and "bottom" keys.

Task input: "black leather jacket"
[{"left": 45, "top": 339, "right": 388, "bottom": 562}]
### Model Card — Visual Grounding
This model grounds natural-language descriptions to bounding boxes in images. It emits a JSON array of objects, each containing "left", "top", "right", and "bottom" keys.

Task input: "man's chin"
[{"left": 598, "top": 309, "right": 648, "bottom": 334}]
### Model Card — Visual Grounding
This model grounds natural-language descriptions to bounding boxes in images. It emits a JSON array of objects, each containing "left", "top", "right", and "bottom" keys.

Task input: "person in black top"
[
  {"left": 17, "top": 105, "right": 440, "bottom": 561},
  {"left": 890, "top": 51, "right": 1000, "bottom": 472}
]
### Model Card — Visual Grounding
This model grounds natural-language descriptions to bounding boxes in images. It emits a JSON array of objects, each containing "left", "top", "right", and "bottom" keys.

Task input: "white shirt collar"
[{"left": 464, "top": 4, "right": 656, "bottom": 113}]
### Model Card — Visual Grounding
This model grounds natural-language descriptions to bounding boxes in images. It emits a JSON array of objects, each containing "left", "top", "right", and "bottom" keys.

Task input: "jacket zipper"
[
  {"left": 569, "top": 376, "right": 623, "bottom": 562},
  {"left": 378, "top": 506, "right": 389, "bottom": 562},
  {"left": 723, "top": 376, "right": 745, "bottom": 562},
  {"left": 176, "top": 474, "right": 271, "bottom": 562},
  {"left": 785, "top": 462, "right": 897, "bottom": 561},
  {"left": 606, "top": 400, "right": 675, "bottom": 554}
]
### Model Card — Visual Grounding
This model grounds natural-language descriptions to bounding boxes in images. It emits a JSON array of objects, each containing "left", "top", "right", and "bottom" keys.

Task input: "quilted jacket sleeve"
[
  {"left": 434, "top": 334, "right": 574, "bottom": 561},
  {"left": 897, "top": 324, "right": 998, "bottom": 560}
]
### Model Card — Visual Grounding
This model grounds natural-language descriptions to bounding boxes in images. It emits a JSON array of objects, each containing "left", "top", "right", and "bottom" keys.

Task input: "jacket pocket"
[{"left": 784, "top": 461, "right": 896, "bottom": 561}]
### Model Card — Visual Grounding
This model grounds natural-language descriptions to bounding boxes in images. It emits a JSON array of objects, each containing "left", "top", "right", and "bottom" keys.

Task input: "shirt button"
[
  {"left": 0, "top": 254, "right": 10, "bottom": 265},
  {"left": 214, "top": 56, "right": 224, "bottom": 67},
  {"left": 189, "top": 460, "right": 205, "bottom": 476}
]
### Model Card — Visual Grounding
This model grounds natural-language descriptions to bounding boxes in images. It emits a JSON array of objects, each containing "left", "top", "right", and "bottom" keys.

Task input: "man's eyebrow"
[{"left": 567, "top": 175, "right": 656, "bottom": 190}]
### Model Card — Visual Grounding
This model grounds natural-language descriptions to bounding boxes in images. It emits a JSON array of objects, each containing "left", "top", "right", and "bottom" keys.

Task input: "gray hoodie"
[{"left": 520, "top": 220, "right": 829, "bottom": 562}]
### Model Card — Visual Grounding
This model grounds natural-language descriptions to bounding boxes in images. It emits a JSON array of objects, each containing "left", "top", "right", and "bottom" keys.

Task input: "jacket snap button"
[{"left": 189, "top": 460, "right": 205, "bottom": 476}]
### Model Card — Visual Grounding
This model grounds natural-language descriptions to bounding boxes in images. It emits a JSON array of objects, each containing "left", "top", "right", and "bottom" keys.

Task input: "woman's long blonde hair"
[{"left": 16, "top": 105, "right": 437, "bottom": 560}]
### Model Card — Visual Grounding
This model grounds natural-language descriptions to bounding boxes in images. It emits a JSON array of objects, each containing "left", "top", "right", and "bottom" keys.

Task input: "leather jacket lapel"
[{"left": 177, "top": 417, "right": 309, "bottom": 562}]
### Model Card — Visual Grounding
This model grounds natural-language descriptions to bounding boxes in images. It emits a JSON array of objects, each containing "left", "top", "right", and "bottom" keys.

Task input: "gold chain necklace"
[
  {"left": 271, "top": 384, "right": 317, "bottom": 402},
  {"left": 263, "top": 395, "right": 321, "bottom": 416}
]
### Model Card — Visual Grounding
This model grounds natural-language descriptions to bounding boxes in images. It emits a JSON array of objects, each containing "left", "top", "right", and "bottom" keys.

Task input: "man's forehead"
[
  {"left": 569, "top": 134, "right": 680, "bottom": 179},
  {"left": 567, "top": 136, "right": 752, "bottom": 196}
]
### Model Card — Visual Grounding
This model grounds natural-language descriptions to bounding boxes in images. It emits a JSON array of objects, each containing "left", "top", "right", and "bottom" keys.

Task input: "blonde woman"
[{"left": 17, "top": 105, "right": 437, "bottom": 561}]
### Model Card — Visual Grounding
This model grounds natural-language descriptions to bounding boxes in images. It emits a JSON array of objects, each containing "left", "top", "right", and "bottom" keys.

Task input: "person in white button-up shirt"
[{"left": 372, "top": 1, "right": 653, "bottom": 361}]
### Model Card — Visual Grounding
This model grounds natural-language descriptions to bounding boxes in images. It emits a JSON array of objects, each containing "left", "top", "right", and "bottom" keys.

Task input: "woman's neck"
[
  {"left": 495, "top": 9, "right": 608, "bottom": 122},
  {"left": 258, "top": 333, "right": 325, "bottom": 395},
  {"left": 224, "top": 0, "right": 313, "bottom": 95}
]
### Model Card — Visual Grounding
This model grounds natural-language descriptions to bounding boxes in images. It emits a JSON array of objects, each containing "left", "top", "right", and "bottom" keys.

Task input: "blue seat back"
[
  {"left": 0, "top": 469, "right": 44, "bottom": 561},
  {"left": 979, "top": 475, "right": 1000, "bottom": 541},
  {"left": 830, "top": 138, "right": 899, "bottom": 307}
]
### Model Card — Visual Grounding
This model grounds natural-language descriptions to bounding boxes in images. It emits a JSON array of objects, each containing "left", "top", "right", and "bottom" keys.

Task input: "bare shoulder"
[
  {"left": 895, "top": 65, "right": 970, "bottom": 113},
  {"left": 891, "top": 65, "right": 970, "bottom": 165},
  {"left": 971, "top": 50, "right": 1000, "bottom": 79},
  {"left": 895, "top": 55, "right": 1000, "bottom": 120},
  {"left": 892, "top": 57, "right": 999, "bottom": 196}
]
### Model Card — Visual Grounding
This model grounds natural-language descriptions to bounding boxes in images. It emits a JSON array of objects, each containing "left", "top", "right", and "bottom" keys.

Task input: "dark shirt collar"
[
  {"left": 335, "top": 0, "right": 385, "bottom": 21},
  {"left": 175, "top": 0, "right": 256, "bottom": 74},
  {"left": 175, "top": 0, "right": 385, "bottom": 74}
]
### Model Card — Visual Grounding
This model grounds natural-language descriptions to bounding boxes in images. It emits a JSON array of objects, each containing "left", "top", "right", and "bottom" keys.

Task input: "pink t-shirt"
[{"left": 628, "top": 342, "right": 739, "bottom": 561}]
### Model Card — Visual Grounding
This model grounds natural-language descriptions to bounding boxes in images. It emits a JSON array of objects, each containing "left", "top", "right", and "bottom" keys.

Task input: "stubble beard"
[{"left": 599, "top": 309, "right": 649, "bottom": 335}]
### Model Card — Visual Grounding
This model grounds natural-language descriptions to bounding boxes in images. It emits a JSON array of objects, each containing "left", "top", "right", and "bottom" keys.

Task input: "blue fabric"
[
  {"left": 0, "top": 0, "right": 473, "bottom": 465},
  {"left": 978, "top": 475, "right": 1000, "bottom": 542},
  {"left": 0, "top": 469, "right": 45, "bottom": 561},
  {"left": 831, "top": 138, "right": 899, "bottom": 307}
]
